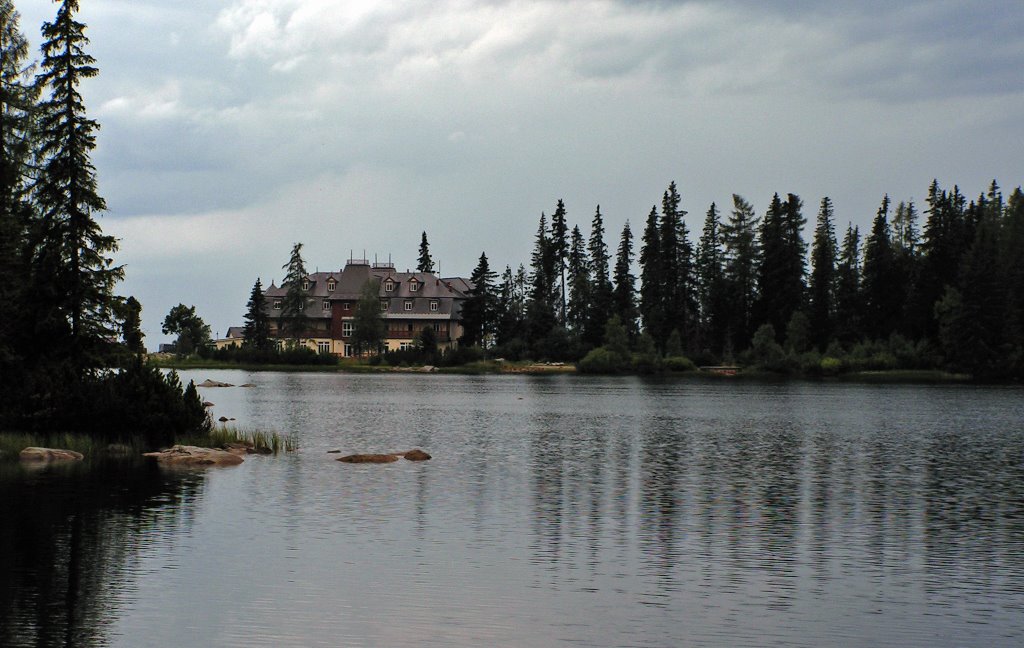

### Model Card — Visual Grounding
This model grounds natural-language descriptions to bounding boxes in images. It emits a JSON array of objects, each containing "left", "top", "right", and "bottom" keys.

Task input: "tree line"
[
  {"left": 459, "top": 180, "right": 1024, "bottom": 378},
  {"left": 0, "top": 1, "right": 208, "bottom": 443}
]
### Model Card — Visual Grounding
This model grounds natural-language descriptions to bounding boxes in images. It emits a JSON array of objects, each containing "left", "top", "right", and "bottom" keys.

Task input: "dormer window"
[
  {"left": 430, "top": 300, "right": 438, "bottom": 312},
  {"left": 327, "top": 280, "right": 336, "bottom": 292},
  {"left": 322, "top": 300, "right": 331, "bottom": 311},
  {"left": 384, "top": 280, "right": 395, "bottom": 292},
  {"left": 273, "top": 299, "right": 282, "bottom": 310},
  {"left": 302, "top": 279, "right": 310, "bottom": 291},
  {"left": 409, "top": 279, "right": 420, "bottom": 292},
  {"left": 404, "top": 300, "right": 413, "bottom": 311}
]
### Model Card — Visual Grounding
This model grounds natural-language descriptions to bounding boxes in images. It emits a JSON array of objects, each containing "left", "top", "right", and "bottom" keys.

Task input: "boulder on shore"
[
  {"left": 403, "top": 449, "right": 432, "bottom": 461},
  {"left": 19, "top": 447, "right": 84, "bottom": 462},
  {"left": 143, "top": 445, "right": 244, "bottom": 466},
  {"left": 337, "top": 453, "right": 400, "bottom": 464}
]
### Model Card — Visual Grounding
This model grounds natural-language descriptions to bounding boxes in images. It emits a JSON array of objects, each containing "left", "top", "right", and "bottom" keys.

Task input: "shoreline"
[{"left": 148, "top": 357, "right": 988, "bottom": 384}]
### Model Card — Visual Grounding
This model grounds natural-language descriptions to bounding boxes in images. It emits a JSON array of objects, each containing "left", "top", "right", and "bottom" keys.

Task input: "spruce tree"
[
  {"left": 1001, "top": 187, "right": 1024, "bottom": 377},
  {"left": 808, "top": 197, "right": 837, "bottom": 350},
  {"left": 34, "top": 0, "right": 123, "bottom": 369},
  {"left": 696, "top": 203, "right": 726, "bottom": 358},
  {"left": 0, "top": 0, "right": 36, "bottom": 379},
  {"left": 585, "top": 205, "right": 613, "bottom": 347},
  {"left": 550, "top": 199, "right": 569, "bottom": 325},
  {"left": 417, "top": 231, "right": 434, "bottom": 273},
  {"left": 462, "top": 252, "right": 497, "bottom": 347},
  {"left": 862, "top": 195, "right": 901, "bottom": 339},
  {"left": 755, "top": 193, "right": 806, "bottom": 341},
  {"left": 639, "top": 205, "right": 662, "bottom": 343},
  {"left": 658, "top": 182, "right": 696, "bottom": 353},
  {"left": 243, "top": 277, "right": 271, "bottom": 351},
  {"left": 280, "top": 242, "right": 309, "bottom": 343},
  {"left": 121, "top": 295, "right": 144, "bottom": 355},
  {"left": 721, "top": 194, "right": 760, "bottom": 352},
  {"left": 526, "top": 212, "right": 557, "bottom": 344},
  {"left": 612, "top": 220, "right": 638, "bottom": 339},
  {"left": 833, "top": 224, "right": 862, "bottom": 344},
  {"left": 566, "top": 225, "right": 591, "bottom": 334},
  {"left": 351, "top": 279, "right": 384, "bottom": 356}
]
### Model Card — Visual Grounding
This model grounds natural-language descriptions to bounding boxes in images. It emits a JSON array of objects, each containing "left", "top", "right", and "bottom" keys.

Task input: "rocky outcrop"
[
  {"left": 19, "top": 447, "right": 84, "bottom": 462},
  {"left": 198, "top": 379, "right": 233, "bottom": 388},
  {"left": 337, "top": 453, "right": 400, "bottom": 463},
  {"left": 143, "top": 445, "right": 244, "bottom": 466},
  {"left": 403, "top": 449, "right": 432, "bottom": 461}
]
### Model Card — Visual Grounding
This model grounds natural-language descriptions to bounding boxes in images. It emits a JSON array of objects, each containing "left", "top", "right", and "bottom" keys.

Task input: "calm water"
[{"left": 2, "top": 372, "right": 1023, "bottom": 647}]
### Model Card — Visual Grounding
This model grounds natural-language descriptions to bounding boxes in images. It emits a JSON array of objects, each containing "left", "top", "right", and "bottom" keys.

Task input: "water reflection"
[
  {"left": 0, "top": 459, "right": 205, "bottom": 647},
  {"left": 2, "top": 377, "right": 1023, "bottom": 647}
]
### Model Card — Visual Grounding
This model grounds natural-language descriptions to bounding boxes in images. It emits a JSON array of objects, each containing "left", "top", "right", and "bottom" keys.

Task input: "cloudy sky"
[{"left": 15, "top": 0, "right": 1024, "bottom": 345}]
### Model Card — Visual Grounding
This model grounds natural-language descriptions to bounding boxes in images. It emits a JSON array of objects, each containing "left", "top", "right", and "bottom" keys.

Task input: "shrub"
[
  {"left": 663, "top": 355, "right": 696, "bottom": 372},
  {"left": 578, "top": 347, "right": 625, "bottom": 374},
  {"left": 820, "top": 356, "right": 843, "bottom": 375}
]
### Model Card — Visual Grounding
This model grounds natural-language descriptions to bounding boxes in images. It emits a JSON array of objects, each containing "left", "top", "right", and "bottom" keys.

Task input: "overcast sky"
[{"left": 16, "top": 0, "right": 1024, "bottom": 345}]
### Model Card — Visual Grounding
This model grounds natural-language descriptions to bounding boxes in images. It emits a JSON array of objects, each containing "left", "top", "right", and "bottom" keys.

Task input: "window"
[
  {"left": 380, "top": 300, "right": 388, "bottom": 311},
  {"left": 322, "top": 300, "right": 331, "bottom": 311},
  {"left": 302, "top": 280, "right": 310, "bottom": 291},
  {"left": 327, "top": 280, "right": 336, "bottom": 292},
  {"left": 344, "top": 344, "right": 355, "bottom": 357},
  {"left": 430, "top": 300, "right": 438, "bottom": 312},
  {"left": 342, "top": 322, "right": 353, "bottom": 337},
  {"left": 317, "top": 341, "right": 330, "bottom": 354},
  {"left": 404, "top": 300, "right": 413, "bottom": 311},
  {"left": 384, "top": 280, "right": 395, "bottom": 291},
  {"left": 273, "top": 300, "right": 282, "bottom": 309},
  {"left": 343, "top": 302, "right": 351, "bottom": 310},
  {"left": 409, "top": 280, "right": 420, "bottom": 292},
  {"left": 399, "top": 342, "right": 413, "bottom": 351},
  {"left": 433, "top": 323, "right": 441, "bottom": 332},
  {"left": 407, "top": 324, "right": 414, "bottom": 332}
]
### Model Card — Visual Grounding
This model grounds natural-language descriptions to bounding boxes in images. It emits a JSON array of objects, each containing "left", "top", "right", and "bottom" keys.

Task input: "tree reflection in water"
[{"left": 0, "top": 459, "right": 205, "bottom": 647}]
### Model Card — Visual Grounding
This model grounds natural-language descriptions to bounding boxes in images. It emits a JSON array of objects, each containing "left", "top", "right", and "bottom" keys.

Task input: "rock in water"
[
  {"left": 19, "top": 447, "right": 84, "bottom": 462},
  {"left": 198, "top": 379, "right": 233, "bottom": 388},
  {"left": 143, "top": 445, "right": 244, "bottom": 466},
  {"left": 337, "top": 453, "right": 400, "bottom": 463},
  {"left": 403, "top": 449, "right": 432, "bottom": 461}
]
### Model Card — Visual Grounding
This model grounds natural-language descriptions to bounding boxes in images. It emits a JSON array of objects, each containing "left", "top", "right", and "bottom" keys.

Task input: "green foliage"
[
  {"left": 662, "top": 355, "right": 697, "bottom": 372},
  {"left": 121, "top": 296, "right": 145, "bottom": 354},
  {"left": 279, "top": 243, "right": 309, "bottom": 341},
  {"left": 578, "top": 347, "right": 623, "bottom": 374},
  {"left": 750, "top": 323, "right": 788, "bottom": 372},
  {"left": 632, "top": 332, "right": 660, "bottom": 374},
  {"left": 205, "top": 344, "right": 338, "bottom": 366},
  {"left": 162, "top": 303, "right": 211, "bottom": 356},
  {"left": 351, "top": 279, "right": 384, "bottom": 355},
  {"left": 417, "top": 231, "right": 434, "bottom": 273},
  {"left": 243, "top": 277, "right": 272, "bottom": 351},
  {"left": 784, "top": 311, "right": 811, "bottom": 354}
]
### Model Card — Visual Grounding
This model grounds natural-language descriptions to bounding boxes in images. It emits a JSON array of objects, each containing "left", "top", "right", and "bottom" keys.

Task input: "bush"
[
  {"left": 578, "top": 347, "right": 625, "bottom": 374},
  {"left": 663, "top": 355, "right": 697, "bottom": 372},
  {"left": 820, "top": 356, "right": 843, "bottom": 375}
]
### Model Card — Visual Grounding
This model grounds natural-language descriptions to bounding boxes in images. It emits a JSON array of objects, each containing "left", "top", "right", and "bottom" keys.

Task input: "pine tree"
[
  {"left": 808, "top": 197, "right": 837, "bottom": 350},
  {"left": 612, "top": 220, "right": 638, "bottom": 339},
  {"left": 658, "top": 182, "right": 696, "bottom": 352},
  {"left": 461, "top": 252, "right": 497, "bottom": 347},
  {"left": 833, "top": 223, "right": 862, "bottom": 344},
  {"left": 495, "top": 265, "right": 526, "bottom": 347},
  {"left": 121, "top": 295, "right": 144, "bottom": 355},
  {"left": 243, "top": 277, "right": 271, "bottom": 350},
  {"left": 34, "top": 0, "right": 123, "bottom": 370},
  {"left": 0, "top": 0, "right": 37, "bottom": 377},
  {"left": 550, "top": 199, "right": 569, "bottom": 325},
  {"left": 351, "top": 279, "right": 384, "bottom": 356},
  {"left": 280, "top": 242, "right": 309, "bottom": 343},
  {"left": 566, "top": 225, "right": 591, "bottom": 333},
  {"left": 696, "top": 203, "right": 726, "bottom": 357},
  {"left": 416, "top": 231, "right": 434, "bottom": 273},
  {"left": 862, "top": 195, "right": 901, "bottom": 339},
  {"left": 639, "top": 205, "right": 662, "bottom": 343},
  {"left": 526, "top": 212, "right": 557, "bottom": 344},
  {"left": 585, "top": 205, "right": 613, "bottom": 347},
  {"left": 1001, "top": 187, "right": 1024, "bottom": 376},
  {"left": 721, "top": 194, "right": 760, "bottom": 351},
  {"left": 755, "top": 193, "right": 806, "bottom": 341}
]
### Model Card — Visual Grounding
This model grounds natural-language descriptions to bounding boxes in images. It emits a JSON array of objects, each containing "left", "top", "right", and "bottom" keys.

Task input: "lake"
[{"left": 2, "top": 372, "right": 1023, "bottom": 647}]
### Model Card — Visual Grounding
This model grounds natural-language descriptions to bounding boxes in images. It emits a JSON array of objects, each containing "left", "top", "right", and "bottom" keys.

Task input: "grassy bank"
[{"left": 0, "top": 425, "right": 297, "bottom": 462}]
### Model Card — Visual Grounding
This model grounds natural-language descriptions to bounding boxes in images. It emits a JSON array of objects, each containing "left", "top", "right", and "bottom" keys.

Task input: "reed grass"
[{"left": 179, "top": 425, "right": 298, "bottom": 454}]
